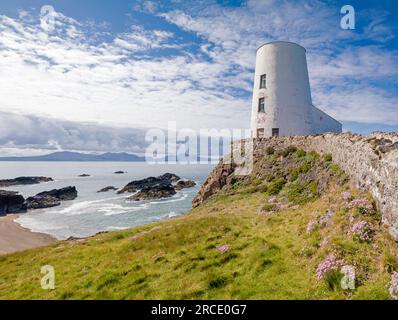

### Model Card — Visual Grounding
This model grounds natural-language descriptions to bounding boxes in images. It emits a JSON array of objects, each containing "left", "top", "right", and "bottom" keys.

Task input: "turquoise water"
[{"left": 0, "top": 162, "right": 214, "bottom": 239}]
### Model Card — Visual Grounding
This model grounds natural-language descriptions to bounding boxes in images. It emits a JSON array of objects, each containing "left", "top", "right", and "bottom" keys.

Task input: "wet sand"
[{"left": 0, "top": 214, "right": 56, "bottom": 255}]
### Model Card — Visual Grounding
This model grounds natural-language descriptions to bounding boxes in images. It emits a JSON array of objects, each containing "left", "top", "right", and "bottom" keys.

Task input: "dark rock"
[
  {"left": 0, "top": 176, "right": 53, "bottom": 187},
  {"left": 0, "top": 190, "right": 27, "bottom": 215},
  {"left": 78, "top": 174, "right": 90, "bottom": 177},
  {"left": 114, "top": 171, "right": 126, "bottom": 174},
  {"left": 66, "top": 236, "right": 85, "bottom": 241},
  {"left": 118, "top": 173, "right": 181, "bottom": 194},
  {"left": 36, "top": 186, "right": 78, "bottom": 201},
  {"left": 26, "top": 195, "right": 61, "bottom": 209},
  {"left": 97, "top": 186, "right": 118, "bottom": 193},
  {"left": 128, "top": 183, "right": 176, "bottom": 201},
  {"left": 175, "top": 180, "right": 197, "bottom": 190},
  {"left": 159, "top": 173, "right": 180, "bottom": 182},
  {"left": 26, "top": 186, "right": 78, "bottom": 210},
  {"left": 118, "top": 177, "right": 161, "bottom": 194}
]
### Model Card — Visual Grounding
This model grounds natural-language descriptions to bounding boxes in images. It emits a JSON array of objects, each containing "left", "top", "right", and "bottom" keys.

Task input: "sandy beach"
[{"left": 0, "top": 214, "right": 56, "bottom": 255}]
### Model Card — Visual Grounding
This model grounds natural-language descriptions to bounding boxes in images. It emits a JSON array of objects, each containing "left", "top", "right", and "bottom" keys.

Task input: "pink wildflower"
[
  {"left": 217, "top": 245, "right": 231, "bottom": 253},
  {"left": 389, "top": 272, "right": 398, "bottom": 300},
  {"left": 343, "top": 198, "right": 374, "bottom": 215},
  {"left": 318, "top": 209, "right": 334, "bottom": 227},
  {"left": 352, "top": 221, "right": 373, "bottom": 242},
  {"left": 316, "top": 254, "right": 344, "bottom": 280},
  {"left": 306, "top": 220, "right": 317, "bottom": 234},
  {"left": 340, "top": 191, "right": 352, "bottom": 200}
]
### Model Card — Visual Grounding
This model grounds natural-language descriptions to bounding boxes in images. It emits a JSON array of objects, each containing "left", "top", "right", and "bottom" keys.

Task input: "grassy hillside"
[{"left": 0, "top": 148, "right": 397, "bottom": 300}]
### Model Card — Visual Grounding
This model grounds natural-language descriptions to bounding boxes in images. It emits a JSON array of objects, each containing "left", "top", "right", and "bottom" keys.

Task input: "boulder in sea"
[
  {"left": 97, "top": 186, "right": 118, "bottom": 193},
  {"left": 159, "top": 173, "right": 180, "bottom": 182},
  {"left": 35, "top": 186, "right": 78, "bottom": 201},
  {"left": 0, "top": 190, "right": 27, "bottom": 215},
  {"left": 26, "top": 186, "right": 78, "bottom": 210},
  {"left": 26, "top": 195, "right": 61, "bottom": 209},
  {"left": 118, "top": 173, "right": 181, "bottom": 194},
  {"left": 78, "top": 174, "right": 90, "bottom": 177},
  {"left": 0, "top": 176, "right": 53, "bottom": 187},
  {"left": 128, "top": 183, "right": 176, "bottom": 201},
  {"left": 175, "top": 180, "right": 196, "bottom": 190},
  {"left": 114, "top": 171, "right": 126, "bottom": 174}
]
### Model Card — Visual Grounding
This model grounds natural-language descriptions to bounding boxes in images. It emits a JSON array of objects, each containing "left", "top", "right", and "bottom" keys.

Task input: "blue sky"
[{"left": 0, "top": 0, "right": 397, "bottom": 155}]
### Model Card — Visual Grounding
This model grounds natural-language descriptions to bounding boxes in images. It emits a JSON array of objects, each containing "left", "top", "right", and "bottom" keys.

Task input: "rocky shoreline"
[
  {"left": 1, "top": 173, "right": 197, "bottom": 216},
  {"left": 26, "top": 187, "right": 78, "bottom": 210},
  {"left": 0, "top": 184, "right": 78, "bottom": 215},
  {"left": 0, "top": 172, "right": 198, "bottom": 255}
]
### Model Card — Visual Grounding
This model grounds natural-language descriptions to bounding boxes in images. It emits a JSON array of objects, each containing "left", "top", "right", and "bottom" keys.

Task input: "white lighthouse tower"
[{"left": 250, "top": 41, "right": 342, "bottom": 138}]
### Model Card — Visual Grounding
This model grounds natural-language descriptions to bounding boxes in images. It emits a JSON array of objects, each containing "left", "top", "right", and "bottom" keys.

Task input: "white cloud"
[
  {"left": 0, "top": 111, "right": 149, "bottom": 156},
  {"left": 0, "top": 8, "right": 250, "bottom": 133},
  {"left": 0, "top": 0, "right": 397, "bottom": 158}
]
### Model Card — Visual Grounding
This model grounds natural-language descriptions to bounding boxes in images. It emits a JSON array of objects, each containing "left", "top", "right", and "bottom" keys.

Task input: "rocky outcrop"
[
  {"left": 160, "top": 173, "right": 180, "bottom": 182},
  {"left": 35, "top": 186, "right": 78, "bottom": 201},
  {"left": 97, "top": 186, "right": 118, "bottom": 193},
  {"left": 114, "top": 171, "right": 126, "bottom": 174},
  {"left": 118, "top": 173, "right": 181, "bottom": 194},
  {"left": 0, "top": 190, "right": 27, "bottom": 215},
  {"left": 175, "top": 180, "right": 196, "bottom": 190},
  {"left": 0, "top": 176, "right": 53, "bottom": 187},
  {"left": 26, "top": 195, "right": 61, "bottom": 209},
  {"left": 128, "top": 183, "right": 176, "bottom": 201},
  {"left": 193, "top": 132, "right": 398, "bottom": 240},
  {"left": 78, "top": 174, "right": 90, "bottom": 177},
  {"left": 118, "top": 177, "right": 165, "bottom": 194},
  {"left": 26, "top": 186, "right": 78, "bottom": 210},
  {"left": 192, "top": 163, "right": 235, "bottom": 207},
  {"left": 118, "top": 173, "right": 195, "bottom": 201}
]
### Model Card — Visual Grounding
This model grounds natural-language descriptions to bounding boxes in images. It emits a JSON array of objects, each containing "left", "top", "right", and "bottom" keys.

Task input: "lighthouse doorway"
[{"left": 257, "top": 128, "right": 265, "bottom": 138}]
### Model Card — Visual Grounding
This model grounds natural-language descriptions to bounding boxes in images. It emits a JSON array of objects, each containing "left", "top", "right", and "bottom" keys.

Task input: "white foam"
[
  {"left": 15, "top": 215, "right": 64, "bottom": 235},
  {"left": 167, "top": 211, "right": 179, "bottom": 218},
  {"left": 60, "top": 195, "right": 126, "bottom": 215},
  {"left": 148, "top": 192, "right": 188, "bottom": 204},
  {"left": 106, "top": 226, "right": 129, "bottom": 231},
  {"left": 100, "top": 204, "right": 136, "bottom": 216}
]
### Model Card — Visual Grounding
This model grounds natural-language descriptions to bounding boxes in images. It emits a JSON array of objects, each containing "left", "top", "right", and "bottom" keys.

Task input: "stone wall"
[{"left": 194, "top": 132, "right": 398, "bottom": 240}]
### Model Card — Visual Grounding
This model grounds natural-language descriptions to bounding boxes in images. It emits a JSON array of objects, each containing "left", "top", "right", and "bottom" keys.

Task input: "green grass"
[
  {"left": 0, "top": 185, "right": 396, "bottom": 300},
  {"left": 0, "top": 149, "right": 396, "bottom": 300}
]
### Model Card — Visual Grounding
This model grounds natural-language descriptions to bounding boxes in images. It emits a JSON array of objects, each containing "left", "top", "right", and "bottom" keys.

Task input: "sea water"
[{"left": 0, "top": 162, "right": 214, "bottom": 239}]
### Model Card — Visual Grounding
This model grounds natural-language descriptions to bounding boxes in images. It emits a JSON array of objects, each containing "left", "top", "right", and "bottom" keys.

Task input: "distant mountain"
[{"left": 0, "top": 151, "right": 145, "bottom": 162}]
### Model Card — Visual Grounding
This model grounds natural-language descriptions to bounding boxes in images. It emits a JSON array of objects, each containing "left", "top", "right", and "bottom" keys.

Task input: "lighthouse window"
[
  {"left": 258, "top": 97, "right": 265, "bottom": 113},
  {"left": 260, "top": 74, "right": 267, "bottom": 89},
  {"left": 272, "top": 128, "right": 279, "bottom": 137},
  {"left": 257, "top": 128, "right": 265, "bottom": 138}
]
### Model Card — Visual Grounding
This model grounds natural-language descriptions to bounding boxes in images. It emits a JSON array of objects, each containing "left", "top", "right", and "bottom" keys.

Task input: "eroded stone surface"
[{"left": 193, "top": 132, "right": 398, "bottom": 240}]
